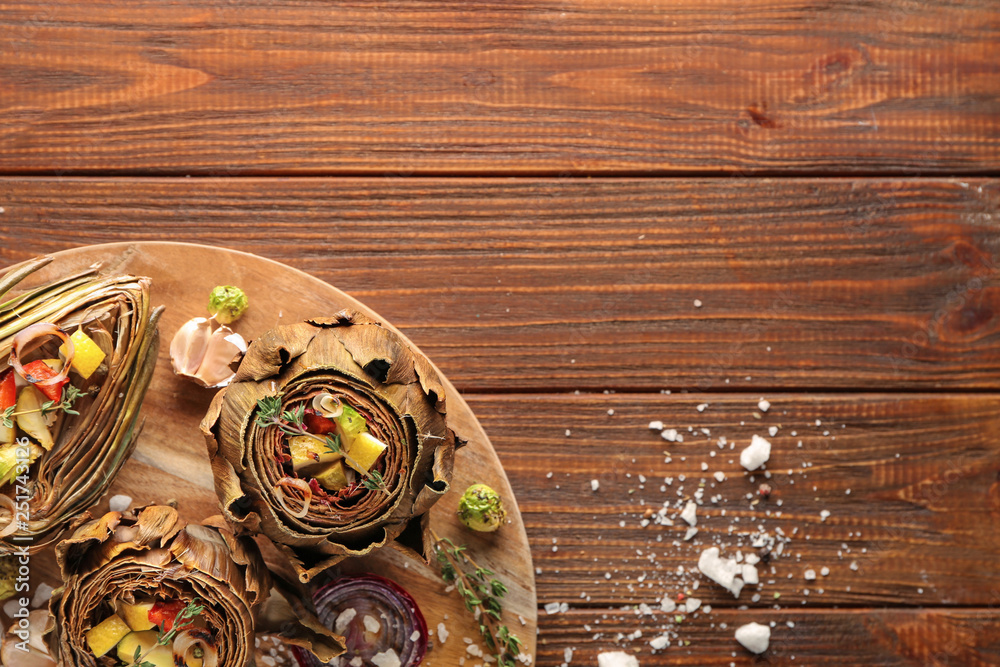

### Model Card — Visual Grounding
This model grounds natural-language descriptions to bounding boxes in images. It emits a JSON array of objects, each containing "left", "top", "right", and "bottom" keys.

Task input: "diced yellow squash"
[
  {"left": 312, "top": 460, "right": 349, "bottom": 491},
  {"left": 60, "top": 329, "right": 106, "bottom": 379},
  {"left": 86, "top": 614, "right": 130, "bottom": 658},
  {"left": 15, "top": 387, "right": 53, "bottom": 450},
  {"left": 118, "top": 600, "right": 156, "bottom": 631},
  {"left": 345, "top": 432, "right": 387, "bottom": 474},
  {"left": 288, "top": 435, "right": 340, "bottom": 472},
  {"left": 116, "top": 629, "right": 173, "bottom": 666}
]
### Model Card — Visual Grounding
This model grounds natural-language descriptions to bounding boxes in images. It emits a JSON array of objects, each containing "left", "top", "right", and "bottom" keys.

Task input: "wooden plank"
[
  {"left": 537, "top": 608, "right": 1000, "bottom": 666},
  {"left": 0, "top": 0, "right": 997, "bottom": 174},
  {"left": 465, "top": 393, "right": 1000, "bottom": 608},
  {"left": 1, "top": 177, "right": 998, "bottom": 390}
]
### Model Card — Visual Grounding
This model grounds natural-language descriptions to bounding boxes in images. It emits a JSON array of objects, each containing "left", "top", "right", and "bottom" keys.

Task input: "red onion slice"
[
  {"left": 293, "top": 574, "right": 427, "bottom": 667},
  {"left": 10, "top": 323, "right": 74, "bottom": 386}
]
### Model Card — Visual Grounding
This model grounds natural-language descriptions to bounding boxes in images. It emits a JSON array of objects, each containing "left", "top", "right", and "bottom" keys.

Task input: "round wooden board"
[{"left": 7, "top": 242, "right": 537, "bottom": 666}]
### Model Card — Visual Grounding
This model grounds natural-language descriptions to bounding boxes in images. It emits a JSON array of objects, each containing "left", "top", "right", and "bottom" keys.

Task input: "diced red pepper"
[
  {"left": 19, "top": 360, "right": 68, "bottom": 402},
  {"left": 148, "top": 600, "right": 187, "bottom": 633},
  {"left": 0, "top": 370, "right": 15, "bottom": 411},
  {"left": 303, "top": 412, "right": 338, "bottom": 435}
]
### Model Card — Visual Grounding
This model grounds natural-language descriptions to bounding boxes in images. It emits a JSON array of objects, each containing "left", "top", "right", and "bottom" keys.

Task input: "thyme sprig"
[
  {"left": 2, "top": 384, "right": 87, "bottom": 429},
  {"left": 254, "top": 396, "right": 340, "bottom": 454},
  {"left": 431, "top": 530, "right": 523, "bottom": 667},
  {"left": 124, "top": 598, "right": 205, "bottom": 667},
  {"left": 361, "top": 469, "right": 389, "bottom": 494}
]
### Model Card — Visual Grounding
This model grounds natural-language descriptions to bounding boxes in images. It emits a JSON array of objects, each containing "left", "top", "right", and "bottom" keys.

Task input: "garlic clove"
[
  {"left": 191, "top": 325, "right": 246, "bottom": 387},
  {"left": 169, "top": 317, "right": 212, "bottom": 377},
  {"left": 169, "top": 318, "right": 247, "bottom": 388}
]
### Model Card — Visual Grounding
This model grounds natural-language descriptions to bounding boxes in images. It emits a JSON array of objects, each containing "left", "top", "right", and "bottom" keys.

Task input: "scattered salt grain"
[
  {"left": 757, "top": 399, "right": 770, "bottom": 413},
  {"left": 649, "top": 421, "right": 664, "bottom": 431},
  {"left": 591, "top": 479, "right": 600, "bottom": 492},
  {"left": 820, "top": 510, "right": 831, "bottom": 521},
  {"left": 820, "top": 567, "right": 830, "bottom": 576},
  {"left": 684, "top": 527, "right": 698, "bottom": 541},
  {"left": 437, "top": 622, "right": 449, "bottom": 644},
  {"left": 693, "top": 299, "right": 703, "bottom": 308},
  {"left": 109, "top": 495, "right": 132, "bottom": 513},
  {"left": 735, "top": 622, "right": 770, "bottom": 654},
  {"left": 544, "top": 602, "right": 562, "bottom": 614},
  {"left": 661, "top": 429, "right": 678, "bottom": 442},
  {"left": 768, "top": 426, "right": 778, "bottom": 437},
  {"left": 650, "top": 635, "right": 670, "bottom": 650},
  {"left": 740, "top": 435, "right": 771, "bottom": 471},
  {"left": 714, "top": 471, "right": 726, "bottom": 482},
  {"left": 697, "top": 403, "right": 708, "bottom": 412},
  {"left": 804, "top": 569, "right": 816, "bottom": 581}
]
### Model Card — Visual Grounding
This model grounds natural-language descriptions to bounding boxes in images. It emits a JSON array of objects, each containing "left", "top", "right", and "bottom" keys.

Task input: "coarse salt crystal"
[
  {"left": 591, "top": 479, "right": 600, "bottom": 492},
  {"left": 681, "top": 501, "right": 698, "bottom": 526},
  {"left": 804, "top": 569, "right": 816, "bottom": 581},
  {"left": 820, "top": 566, "right": 830, "bottom": 576},
  {"left": 649, "top": 421, "right": 664, "bottom": 431},
  {"left": 820, "top": 510, "right": 831, "bottom": 521},
  {"left": 598, "top": 651, "right": 640, "bottom": 667},
  {"left": 757, "top": 399, "right": 770, "bottom": 413},
  {"left": 697, "top": 403, "right": 708, "bottom": 412},
  {"left": 650, "top": 634, "right": 670, "bottom": 650},
  {"left": 768, "top": 426, "right": 778, "bottom": 437},
  {"left": 735, "top": 622, "right": 770, "bottom": 654},
  {"left": 371, "top": 649, "right": 401, "bottom": 667},
  {"left": 693, "top": 299, "right": 703, "bottom": 308},
  {"left": 661, "top": 428, "right": 678, "bottom": 442},
  {"left": 109, "top": 494, "right": 132, "bottom": 513},
  {"left": 437, "top": 622, "right": 449, "bottom": 644},
  {"left": 335, "top": 608, "right": 357, "bottom": 634},
  {"left": 363, "top": 615, "right": 381, "bottom": 634},
  {"left": 740, "top": 435, "right": 771, "bottom": 471}
]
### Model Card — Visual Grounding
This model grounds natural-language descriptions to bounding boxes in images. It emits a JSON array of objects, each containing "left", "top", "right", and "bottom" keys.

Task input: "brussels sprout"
[
  {"left": 457, "top": 483, "right": 506, "bottom": 532},
  {"left": 207, "top": 285, "right": 249, "bottom": 324}
]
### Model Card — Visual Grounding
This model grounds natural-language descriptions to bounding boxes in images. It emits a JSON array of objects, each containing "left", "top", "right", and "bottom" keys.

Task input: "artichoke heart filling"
[
  {"left": 0, "top": 321, "right": 111, "bottom": 509},
  {"left": 262, "top": 391, "right": 395, "bottom": 520}
]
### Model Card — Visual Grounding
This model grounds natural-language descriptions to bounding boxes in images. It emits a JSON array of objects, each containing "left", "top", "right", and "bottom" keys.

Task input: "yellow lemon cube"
[
  {"left": 61, "top": 328, "right": 106, "bottom": 379},
  {"left": 118, "top": 600, "right": 156, "bottom": 632},
  {"left": 345, "top": 432, "right": 387, "bottom": 474},
  {"left": 116, "top": 630, "right": 173, "bottom": 666},
  {"left": 313, "top": 460, "right": 349, "bottom": 491},
  {"left": 86, "top": 614, "right": 131, "bottom": 658}
]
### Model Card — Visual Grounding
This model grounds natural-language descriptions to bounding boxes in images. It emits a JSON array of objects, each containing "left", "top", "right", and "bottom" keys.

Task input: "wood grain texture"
[
  {"left": 537, "top": 608, "right": 1000, "bottom": 666},
  {"left": 466, "top": 393, "right": 1000, "bottom": 608},
  {"left": 1, "top": 177, "right": 998, "bottom": 391},
  {"left": 0, "top": 1, "right": 997, "bottom": 175}
]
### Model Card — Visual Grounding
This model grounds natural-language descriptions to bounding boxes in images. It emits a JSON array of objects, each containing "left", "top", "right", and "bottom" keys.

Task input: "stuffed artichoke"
[
  {"left": 202, "top": 312, "right": 458, "bottom": 582},
  {"left": 0, "top": 257, "right": 161, "bottom": 553},
  {"left": 50, "top": 505, "right": 343, "bottom": 666}
]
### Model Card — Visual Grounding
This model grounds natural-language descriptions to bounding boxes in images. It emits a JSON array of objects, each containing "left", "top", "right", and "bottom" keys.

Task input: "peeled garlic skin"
[{"left": 169, "top": 317, "right": 247, "bottom": 388}]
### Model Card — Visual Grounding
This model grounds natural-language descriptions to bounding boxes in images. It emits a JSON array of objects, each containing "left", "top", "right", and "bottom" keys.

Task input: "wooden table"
[{"left": 1, "top": 1, "right": 998, "bottom": 665}]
